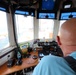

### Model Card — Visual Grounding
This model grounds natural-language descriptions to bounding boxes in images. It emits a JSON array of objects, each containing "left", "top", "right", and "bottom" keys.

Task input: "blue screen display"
[
  {"left": 15, "top": 10, "right": 29, "bottom": 15},
  {"left": 42, "top": 0, "right": 55, "bottom": 10},
  {"left": 61, "top": 12, "right": 76, "bottom": 20},
  {"left": 15, "top": 10, "right": 34, "bottom": 16},
  {"left": 39, "top": 13, "right": 55, "bottom": 19},
  {"left": 0, "top": 7, "right": 6, "bottom": 11}
]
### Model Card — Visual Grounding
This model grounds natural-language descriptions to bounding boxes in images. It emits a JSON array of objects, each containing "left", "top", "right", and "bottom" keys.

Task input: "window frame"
[
  {"left": 14, "top": 13, "right": 34, "bottom": 43},
  {"left": 38, "top": 19, "right": 54, "bottom": 39},
  {"left": 0, "top": 7, "right": 10, "bottom": 51}
]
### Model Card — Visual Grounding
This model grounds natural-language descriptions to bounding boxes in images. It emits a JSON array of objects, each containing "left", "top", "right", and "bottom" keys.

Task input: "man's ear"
[{"left": 56, "top": 36, "right": 61, "bottom": 45}]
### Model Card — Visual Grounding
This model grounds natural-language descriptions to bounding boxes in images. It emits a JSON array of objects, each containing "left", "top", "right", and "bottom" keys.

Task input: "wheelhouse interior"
[{"left": 0, "top": 0, "right": 76, "bottom": 75}]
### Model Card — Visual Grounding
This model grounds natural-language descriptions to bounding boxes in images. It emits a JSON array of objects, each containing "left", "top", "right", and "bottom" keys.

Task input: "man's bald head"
[{"left": 60, "top": 18, "right": 76, "bottom": 45}]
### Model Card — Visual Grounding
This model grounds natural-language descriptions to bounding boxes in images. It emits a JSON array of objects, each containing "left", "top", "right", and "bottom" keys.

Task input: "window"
[
  {"left": 0, "top": 10, "right": 9, "bottom": 50},
  {"left": 59, "top": 20, "right": 66, "bottom": 29},
  {"left": 58, "top": 20, "right": 66, "bottom": 35},
  {"left": 39, "top": 19, "right": 54, "bottom": 39},
  {"left": 15, "top": 15, "right": 34, "bottom": 43}
]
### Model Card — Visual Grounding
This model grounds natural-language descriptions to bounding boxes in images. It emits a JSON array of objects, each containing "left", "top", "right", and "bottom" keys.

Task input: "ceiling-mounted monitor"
[
  {"left": 37, "top": 10, "right": 57, "bottom": 19},
  {"left": 59, "top": 8, "right": 76, "bottom": 20},
  {"left": 41, "top": 0, "right": 55, "bottom": 10},
  {"left": 60, "top": 12, "right": 76, "bottom": 20},
  {"left": 15, "top": 8, "right": 35, "bottom": 17},
  {"left": 15, "top": 10, "right": 29, "bottom": 15},
  {"left": 39, "top": 0, "right": 61, "bottom": 11},
  {"left": 0, "top": 7, "right": 6, "bottom": 11}
]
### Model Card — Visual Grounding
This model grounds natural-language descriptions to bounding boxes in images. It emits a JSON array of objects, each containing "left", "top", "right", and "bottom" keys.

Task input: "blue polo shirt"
[{"left": 33, "top": 52, "right": 76, "bottom": 75}]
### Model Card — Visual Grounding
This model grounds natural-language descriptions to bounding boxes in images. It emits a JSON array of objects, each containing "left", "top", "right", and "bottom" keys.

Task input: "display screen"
[
  {"left": 15, "top": 10, "right": 34, "bottom": 16},
  {"left": 60, "top": 12, "right": 76, "bottom": 20},
  {"left": 37, "top": 12, "right": 56, "bottom": 19},
  {"left": 0, "top": 7, "right": 6, "bottom": 11},
  {"left": 41, "top": 0, "right": 55, "bottom": 10},
  {"left": 15, "top": 10, "right": 29, "bottom": 15},
  {"left": 39, "top": 13, "right": 55, "bottom": 18}
]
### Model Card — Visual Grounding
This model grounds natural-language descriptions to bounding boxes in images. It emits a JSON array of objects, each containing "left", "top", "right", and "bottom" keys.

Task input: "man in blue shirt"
[{"left": 33, "top": 18, "right": 76, "bottom": 75}]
